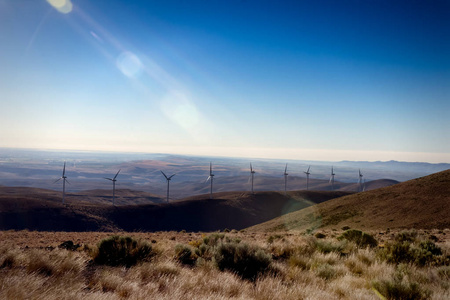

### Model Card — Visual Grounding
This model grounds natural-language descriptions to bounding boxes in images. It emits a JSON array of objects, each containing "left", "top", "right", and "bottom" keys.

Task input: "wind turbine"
[
  {"left": 304, "top": 166, "right": 311, "bottom": 190},
  {"left": 250, "top": 163, "right": 256, "bottom": 194},
  {"left": 104, "top": 169, "right": 120, "bottom": 206},
  {"left": 358, "top": 169, "right": 364, "bottom": 192},
  {"left": 206, "top": 162, "right": 214, "bottom": 199},
  {"left": 329, "top": 166, "right": 335, "bottom": 190},
  {"left": 283, "top": 163, "right": 288, "bottom": 195},
  {"left": 161, "top": 170, "right": 175, "bottom": 203},
  {"left": 54, "top": 161, "right": 69, "bottom": 204}
]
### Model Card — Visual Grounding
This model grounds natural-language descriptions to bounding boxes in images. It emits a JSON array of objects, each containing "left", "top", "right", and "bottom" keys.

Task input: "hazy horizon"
[
  {"left": 1, "top": 1, "right": 449, "bottom": 163},
  {"left": 2, "top": 146, "right": 450, "bottom": 165}
]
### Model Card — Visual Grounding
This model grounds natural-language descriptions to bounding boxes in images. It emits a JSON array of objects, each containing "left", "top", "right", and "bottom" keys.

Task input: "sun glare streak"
[
  {"left": 46, "top": 0, "right": 73, "bottom": 14},
  {"left": 25, "top": 9, "right": 52, "bottom": 53},
  {"left": 116, "top": 51, "right": 143, "bottom": 78},
  {"left": 42, "top": 1, "right": 214, "bottom": 142},
  {"left": 161, "top": 91, "right": 200, "bottom": 133},
  {"left": 89, "top": 31, "right": 103, "bottom": 43}
]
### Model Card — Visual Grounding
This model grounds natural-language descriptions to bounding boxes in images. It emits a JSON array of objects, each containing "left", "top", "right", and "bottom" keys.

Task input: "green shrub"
[
  {"left": 418, "top": 241, "right": 442, "bottom": 256},
  {"left": 372, "top": 278, "right": 431, "bottom": 300},
  {"left": 214, "top": 241, "right": 272, "bottom": 281},
  {"left": 93, "top": 236, "right": 154, "bottom": 267},
  {"left": 379, "top": 240, "right": 443, "bottom": 267},
  {"left": 339, "top": 229, "right": 378, "bottom": 248},
  {"left": 174, "top": 244, "right": 196, "bottom": 266},
  {"left": 203, "top": 233, "right": 225, "bottom": 247}
]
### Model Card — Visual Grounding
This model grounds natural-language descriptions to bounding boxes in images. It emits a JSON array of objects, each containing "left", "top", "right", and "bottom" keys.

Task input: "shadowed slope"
[
  {"left": 110, "top": 191, "right": 351, "bottom": 232},
  {"left": 249, "top": 169, "right": 450, "bottom": 232},
  {"left": 0, "top": 186, "right": 349, "bottom": 231}
]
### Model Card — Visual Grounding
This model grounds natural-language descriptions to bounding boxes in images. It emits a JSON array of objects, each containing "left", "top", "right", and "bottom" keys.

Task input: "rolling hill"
[
  {"left": 249, "top": 169, "right": 450, "bottom": 232},
  {"left": 0, "top": 186, "right": 350, "bottom": 231}
]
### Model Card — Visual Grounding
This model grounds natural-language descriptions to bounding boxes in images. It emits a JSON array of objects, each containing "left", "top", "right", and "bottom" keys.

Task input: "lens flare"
[
  {"left": 161, "top": 91, "right": 200, "bottom": 132},
  {"left": 46, "top": 0, "right": 73, "bottom": 14},
  {"left": 116, "top": 51, "right": 143, "bottom": 78}
]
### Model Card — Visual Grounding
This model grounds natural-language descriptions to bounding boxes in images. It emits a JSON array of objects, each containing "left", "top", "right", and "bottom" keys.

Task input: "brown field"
[{"left": 0, "top": 228, "right": 449, "bottom": 299}]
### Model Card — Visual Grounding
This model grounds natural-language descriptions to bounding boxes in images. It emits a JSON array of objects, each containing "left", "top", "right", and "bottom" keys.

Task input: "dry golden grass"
[
  {"left": 0, "top": 229, "right": 449, "bottom": 299},
  {"left": 249, "top": 169, "right": 450, "bottom": 232}
]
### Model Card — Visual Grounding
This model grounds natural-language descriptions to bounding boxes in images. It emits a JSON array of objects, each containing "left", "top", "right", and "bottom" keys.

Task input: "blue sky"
[{"left": 0, "top": 0, "right": 449, "bottom": 162}]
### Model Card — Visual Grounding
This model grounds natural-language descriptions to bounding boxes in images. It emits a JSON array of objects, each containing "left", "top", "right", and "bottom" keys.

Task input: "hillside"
[
  {"left": 111, "top": 191, "right": 351, "bottom": 232},
  {"left": 249, "top": 169, "right": 450, "bottom": 232},
  {"left": 0, "top": 186, "right": 349, "bottom": 231}
]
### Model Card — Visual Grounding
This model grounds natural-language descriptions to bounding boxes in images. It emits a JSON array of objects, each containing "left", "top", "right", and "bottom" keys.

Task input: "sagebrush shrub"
[
  {"left": 372, "top": 277, "right": 431, "bottom": 300},
  {"left": 338, "top": 229, "right": 378, "bottom": 248},
  {"left": 93, "top": 236, "right": 154, "bottom": 267},
  {"left": 174, "top": 244, "right": 196, "bottom": 265},
  {"left": 379, "top": 239, "right": 444, "bottom": 267},
  {"left": 214, "top": 241, "right": 272, "bottom": 281},
  {"left": 203, "top": 233, "right": 225, "bottom": 246}
]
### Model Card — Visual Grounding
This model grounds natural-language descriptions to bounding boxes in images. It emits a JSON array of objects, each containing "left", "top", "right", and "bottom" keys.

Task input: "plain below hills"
[
  {"left": 249, "top": 169, "right": 450, "bottom": 232},
  {"left": 0, "top": 186, "right": 350, "bottom": 231}
]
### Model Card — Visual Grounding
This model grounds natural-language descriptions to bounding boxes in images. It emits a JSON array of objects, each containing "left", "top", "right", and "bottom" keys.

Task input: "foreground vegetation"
[{"left": 0, "top": 228, "right": 449, "bottom": 299}]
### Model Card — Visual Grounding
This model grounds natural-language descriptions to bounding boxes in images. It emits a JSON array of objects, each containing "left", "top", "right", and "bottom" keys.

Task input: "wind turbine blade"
[
  {"left": 113, "top": 169, "right": 121, "bottom": 180},
  {"left": 205, "top": 176, "right": 211, "bottom": 183},
  {"left": 168, "top": 174, "right": 176, "bottom": 179},
  {"left": 65, "top": 179, "right": 70, "bottom": 185},
  {"left": 62, "top": 161, "right": 66, "bottom": 176},
  {"left": 250, "top": 163, "right": 253, "bottom": 172},
  {"left": 160, "top": 170, "right": 168, "bottom": 180},
  {"left": 54, "top": 178, "right": 62, "bottom": 184},
  {"left": 307, "top": 166, "right": 310, "bottom": 173},
  {"left": 285, "top": 163, "right": 287, "bottom": 173},
  {"left": 210, "top": 162, "right": 213, "bottom": 175},
  {"left": 104, "top": 177, "right": 113, "bottom": 181}
]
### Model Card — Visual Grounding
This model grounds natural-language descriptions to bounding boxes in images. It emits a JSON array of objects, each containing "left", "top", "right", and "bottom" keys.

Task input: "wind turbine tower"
[
  {"left": 283, "top": 163, "right": 288, "bottom": 195},
  {"left": 250, "top": 163, "right": 256, "bottom": 194},
  {"left": 54, "top": 161, "right": 69, "bottom": 204},
  {"left": 206, "top": 162, "right": 214, "bottom": 199},
  {"left": 330, "top": 166, "right": 336, "bottom": 190},
  {"left": 358, "top": 169, "right": 364, "bottom": 192},
  {"left": 105, "top": 169, "right": 120, "bottom": 206},
  {"left": 304, "top": 166, "right": 311, "bottom": 190},
  {"left": 161, "top": 170, "right": 175, "bottom": 203}
]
